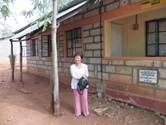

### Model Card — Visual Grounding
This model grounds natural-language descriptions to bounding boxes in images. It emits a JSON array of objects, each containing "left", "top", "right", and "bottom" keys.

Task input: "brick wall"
[{"left": 26, "top": 38, "right": 52, "bottom": 78}]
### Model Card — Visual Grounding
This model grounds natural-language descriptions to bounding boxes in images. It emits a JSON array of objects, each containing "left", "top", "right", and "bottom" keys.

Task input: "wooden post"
[
  {"left": 51, "top": 0, "right": 60, "bottom": 116},
  {"left": 10, "top": 39, "right": 14, "bottom": 82},
  {"left": 20, "top": 41, "right": 23, "bottom": 82}
]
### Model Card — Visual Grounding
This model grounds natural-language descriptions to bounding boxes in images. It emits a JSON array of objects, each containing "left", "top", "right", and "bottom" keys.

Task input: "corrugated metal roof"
[
  {"left": 58, "top": 0, "right": 87, "bottom": 12},
  {"left": 12, "top": 22, "right": 40, "bottom": 40},
  {"left": 0, "top": 35, "right": 13, "bottom": 41}
]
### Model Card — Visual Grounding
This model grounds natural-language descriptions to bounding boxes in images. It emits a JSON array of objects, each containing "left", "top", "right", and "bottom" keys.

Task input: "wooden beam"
[
  {"left": 59, "top": 3, "right": 166, "bottom": 32},
  {"left": 11, "top": 38, "right": 30, "bottom": 42},
  {"left": 19, "top": 41, "right": 23, "bottom": 82},
  {"left": 10, "top": 39, "right": 14, "bottom": 82}
]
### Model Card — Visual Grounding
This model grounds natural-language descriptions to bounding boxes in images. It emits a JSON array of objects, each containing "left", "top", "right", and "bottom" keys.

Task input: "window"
[
  {"left": 22, "top": 46, "right": 27, "bottom": 57},
  {"left": 31, "top": 38, "right": 38, "bottom": 56},
  {"left": 66, "top": 28, "right": 82, "bottom": 57},
  {"left": 41, "top": 35, "right": 52, "bottom": 57},
  {"left": 146, "top": 18, "right": 166, "bottom": 56}
]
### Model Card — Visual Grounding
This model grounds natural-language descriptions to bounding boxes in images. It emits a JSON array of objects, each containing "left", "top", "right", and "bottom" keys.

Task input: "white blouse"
[{"left": 70, "top": 63, "right": 89, "bottom": 89}]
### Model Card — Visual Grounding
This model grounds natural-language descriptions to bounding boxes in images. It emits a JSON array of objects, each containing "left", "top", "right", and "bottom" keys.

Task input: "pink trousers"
[{"left": 73, "top": 89, "right": 89, "bottom": 117}]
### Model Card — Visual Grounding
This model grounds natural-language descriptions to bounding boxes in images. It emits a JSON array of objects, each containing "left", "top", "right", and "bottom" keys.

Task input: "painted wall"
[{"left": 113, "top": 7, "right": 166, "bottom": 56}]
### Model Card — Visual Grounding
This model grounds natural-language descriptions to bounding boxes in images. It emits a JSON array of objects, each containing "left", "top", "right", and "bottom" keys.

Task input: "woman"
[{"left": 70, "top": 53, "right": 89, "bottom": 117}]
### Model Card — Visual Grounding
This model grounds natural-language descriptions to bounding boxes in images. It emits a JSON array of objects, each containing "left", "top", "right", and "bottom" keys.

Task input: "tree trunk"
[{"left": 51, "top": 0, "right": 60, "bottom": 116}]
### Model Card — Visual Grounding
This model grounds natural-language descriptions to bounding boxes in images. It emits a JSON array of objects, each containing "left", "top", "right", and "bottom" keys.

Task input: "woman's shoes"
[
  {"left": 82, "top": 113, "right": 89, "bottom": 117},
  {"left": 75, "top": 113, "right": 89, "bottom": 117},
  {"left": 75, "top": 114, "right": 81, "bottom": 118}
]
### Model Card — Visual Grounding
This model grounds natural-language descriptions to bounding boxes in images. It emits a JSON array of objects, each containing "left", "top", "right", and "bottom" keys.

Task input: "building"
[{"left": 11, "top": 0, "right": 166, "bottom": 114}]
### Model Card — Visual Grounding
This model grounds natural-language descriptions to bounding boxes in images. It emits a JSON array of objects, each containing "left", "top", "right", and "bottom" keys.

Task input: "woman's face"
[{"left": 74, "top": 55, "right": 82, "bottom": 64}]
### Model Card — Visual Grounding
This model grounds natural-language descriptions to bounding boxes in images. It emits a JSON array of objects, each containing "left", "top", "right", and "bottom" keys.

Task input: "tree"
[
  {"left": 27, "top": 0, "right": 88, "bottom": 116},
  {"left": 51, "top": 0, "right": 60, "bottom": 115},
  {"left": 0, "top": 0, "right": 14, "bottom": 19},
  {"left": 0, "top": 24, "right": 12, "bottom": 38}
]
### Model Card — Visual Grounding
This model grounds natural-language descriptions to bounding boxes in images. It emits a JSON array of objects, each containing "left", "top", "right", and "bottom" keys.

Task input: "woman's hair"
[{"left": 74, "top": 52, "right": 83, "bottom": 59}]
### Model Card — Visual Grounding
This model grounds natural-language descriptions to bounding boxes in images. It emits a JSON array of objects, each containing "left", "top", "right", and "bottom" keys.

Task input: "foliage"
[
  {"left": 21, "top": 0, "right": 53, "bottom": 31},
  {"left": 58, "top": 0, "right": 74, "bottom": 11},
  {"left": 0, "top": 28, "right": 12, "bottom": 38},
  {"left": 0, "top": 3, "right": 13, "bottom": 38},
  {"left": 0, "top": 0, "right": 97, "bottom": 32},
  {"left": 22, "top": 0, "right": 52, "bottom": 18},
  {"left": 21, "top": 0, "right": 79, "bottom": 31},
  {"left": 0, "top": 0, "right": 14, "bottom": 19}
]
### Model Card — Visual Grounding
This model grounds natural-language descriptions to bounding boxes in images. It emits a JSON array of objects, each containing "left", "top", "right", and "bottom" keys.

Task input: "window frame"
[
  {"left": 41, "top": 34, "right": 52, "bottom": 57},
  {"left": 31, "top": 38, "right": 38, "bottom": 57},
  {"left": 146, "top": 18, "right": 166, "bottom": 57},
  {"left": 66, "top": 27, "right": 82, "bottom": 57}
]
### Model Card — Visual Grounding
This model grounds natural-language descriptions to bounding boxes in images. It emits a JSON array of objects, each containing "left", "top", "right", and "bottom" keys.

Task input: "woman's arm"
[{"left": 84, "top": 65, "right": 89, "bottom": 79}]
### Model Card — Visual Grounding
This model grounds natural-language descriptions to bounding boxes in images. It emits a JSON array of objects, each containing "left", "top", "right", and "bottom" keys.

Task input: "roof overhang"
[
  {"left": 10, "top": 0, "right": 90, "bottom": 41},
  {"left": 0, "top": 35, "right": 13, "bottom": 41}
]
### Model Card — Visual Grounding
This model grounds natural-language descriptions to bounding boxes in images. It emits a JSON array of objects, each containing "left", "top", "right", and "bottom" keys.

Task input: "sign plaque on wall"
[{"left": 138, "top": 69, "right": 158, "bottom": 84}]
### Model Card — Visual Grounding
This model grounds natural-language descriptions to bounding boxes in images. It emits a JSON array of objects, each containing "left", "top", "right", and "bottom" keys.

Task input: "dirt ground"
[{"left": 0, "top": 64, "right": 165, "bottom": 125}]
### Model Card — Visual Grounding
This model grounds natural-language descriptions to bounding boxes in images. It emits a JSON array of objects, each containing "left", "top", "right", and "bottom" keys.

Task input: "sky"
[
  {"left": 1, "top": 0, "right": 73, "bottom": 33},
  {"left": 1, "top": 0, "right": 39, "bottom": 32},
  {"left": 0, "top": 0, "right": 36, "bottom": 60}
]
